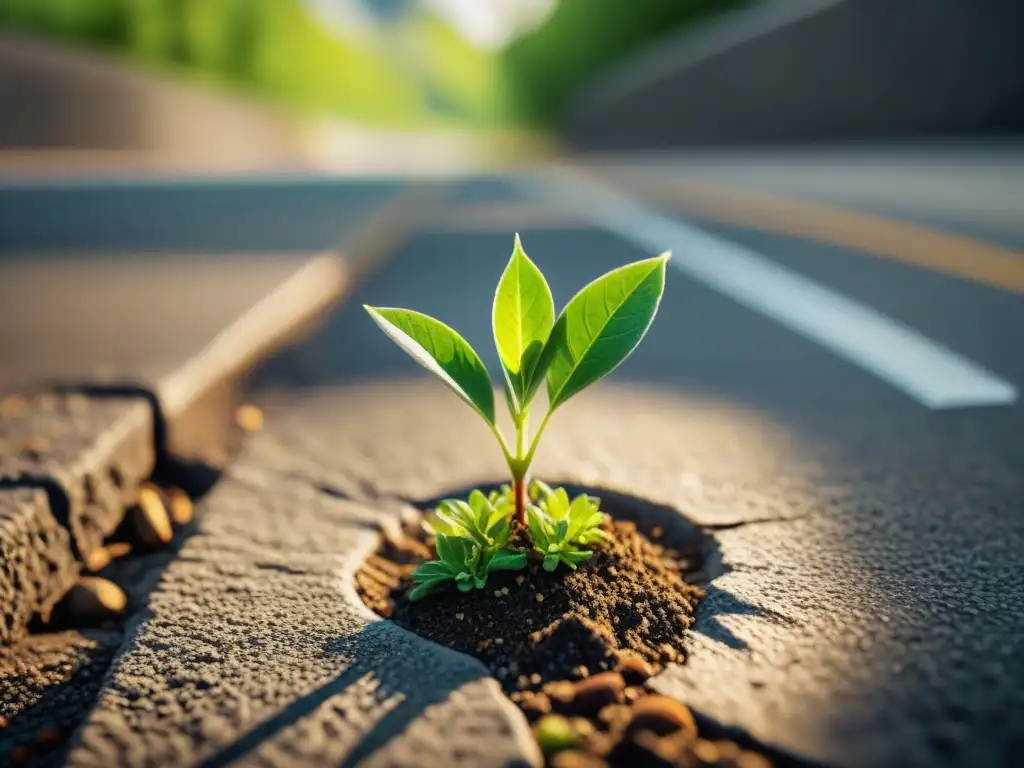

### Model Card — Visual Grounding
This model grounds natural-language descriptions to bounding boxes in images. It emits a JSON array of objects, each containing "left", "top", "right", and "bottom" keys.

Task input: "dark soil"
[{"left": 357, "top": 497, "right": 774, "bottom": 768}]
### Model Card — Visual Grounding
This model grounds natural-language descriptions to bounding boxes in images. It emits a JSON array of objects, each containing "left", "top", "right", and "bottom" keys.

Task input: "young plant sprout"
[
  {"left": 527, "top": 481, "right": 607, "bottom": 572},
  {"left": 365, "top": 235, "right": 669, "bottom": 599}
]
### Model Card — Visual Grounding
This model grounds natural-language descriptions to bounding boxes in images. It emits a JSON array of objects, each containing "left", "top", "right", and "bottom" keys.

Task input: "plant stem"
[
  {"left": 522, "top": 408, "right": 554, "bottom": 470},
  {"left": 512, "top": 409, "right": 529, "bottom": 525},
  {"left": 513, "top": 477, "right": 527, "bottom": 527}
]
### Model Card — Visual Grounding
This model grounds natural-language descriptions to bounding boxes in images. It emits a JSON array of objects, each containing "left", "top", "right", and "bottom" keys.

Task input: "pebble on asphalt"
[
  {"left": 550, "top": 749, "right": 606, "bottom": 768},
  {"left": 167, "top": 488, "right": 193, "bottom": 525},
  {"left": 615, "top": 649, "right": 655, "bottom": 684},
  {"left": 85, "top": 542, "right": 133, "bottom": 572},
  {"left": 133, "top": 485, "right": 174, "bottom": 546},
  {"left": 63, "top": 577, "right": 128, "bottom": 623},
  {"left": 235, "top": 404, "right": 264, "bottom": 432},
  {"left": 625, "top": 695, "right": 697, "bottom": 739}
]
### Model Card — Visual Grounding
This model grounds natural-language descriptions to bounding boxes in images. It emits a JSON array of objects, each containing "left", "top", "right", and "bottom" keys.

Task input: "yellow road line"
[{"left": 607, "top": 170, "right": 1024, "bottom": 295}]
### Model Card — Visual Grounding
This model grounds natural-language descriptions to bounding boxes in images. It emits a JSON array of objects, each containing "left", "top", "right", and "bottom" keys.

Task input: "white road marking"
[{"left": 514, "top": 170, "right": 1018, "bottom": 410}]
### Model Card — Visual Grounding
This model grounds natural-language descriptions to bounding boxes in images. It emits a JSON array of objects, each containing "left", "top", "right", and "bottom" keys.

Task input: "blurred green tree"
[{"left": 503, "top": 0, "right": 744, "bottom": 124}]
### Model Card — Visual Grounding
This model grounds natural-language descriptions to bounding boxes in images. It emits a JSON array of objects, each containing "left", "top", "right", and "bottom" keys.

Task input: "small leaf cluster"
[
  {"left": 410, "top": 488, "right": 526, "bottom": 601},
  {"left": 410, "top": 483, "right": 610, "bottom": 600},
  {"left": 527, "top": 481, "right": 608, "bottom": 572}
]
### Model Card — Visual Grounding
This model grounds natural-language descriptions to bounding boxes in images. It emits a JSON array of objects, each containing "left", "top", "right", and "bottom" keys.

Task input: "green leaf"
[
  {"left": 486, "top": 549, "right": 528, "bottom": 573},
  {"left": 541, "top": 253, "right": 670, "bottom": 410},
  {"left": 412, "top": 562, "right": 452, "bottom": 580},
  {"left": 409, "top": 578, "right": 450, "bottom": 601},
  {"left": 527, "top": 506, "right": 552, "bottom": 551},
  {"left": 364, "top": 306, "right": 495, "bottom": 423},
  {"left": 559, "top": 550, "right": 593, "bottom": 569},
  {"left": 492, "top": 234, "right": 555, "bottom": 412}
]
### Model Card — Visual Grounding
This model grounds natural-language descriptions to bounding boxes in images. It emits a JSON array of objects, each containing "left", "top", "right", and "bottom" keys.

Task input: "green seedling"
[
  {"left": 408, "top": 531, "right": 526, "bottom": 601},
  {"left": 365, "top": 234, "right": 669, "bottom": 527},
  {"left": 527, "top": 480, "right": 608, "bottom": 571},
  {"left": 426, "top": 488, "right": 514, "bottom": 551}
]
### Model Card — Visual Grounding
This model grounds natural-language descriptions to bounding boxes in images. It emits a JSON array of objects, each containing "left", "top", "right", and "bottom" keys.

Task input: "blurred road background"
[{"left": 1, "top": 1, "right": 1023, "bottom": 766}]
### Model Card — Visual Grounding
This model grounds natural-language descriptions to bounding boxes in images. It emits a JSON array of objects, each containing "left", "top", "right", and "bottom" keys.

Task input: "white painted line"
[{"left": 514, "top": 170, "right": 1018, "bottom": 410}]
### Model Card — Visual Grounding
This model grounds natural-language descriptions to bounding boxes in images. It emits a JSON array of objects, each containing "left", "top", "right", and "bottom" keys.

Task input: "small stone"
[
  {"left": 550, "top": 750, "right": 606, "bottom": 768},
  {"left": 692, "top": 738, "right": 719, "bottom": 764},
  {"left": 515, "top": 575, "right": 525, "bottom": 587},
  {"left": 712, "top": 740, "right": 742, "bottom": 762},
  {"left": 495, "top": 637, "right": 504, "bottom": 645},
  {"left": 133, "top": 485, "right": 173, "bottom": 547},
  {"left": 564, "top": 672, "right": 625, "bottom": 715},
  {"left": 568, "top": 718, "right": 595, "bottom": 738},
  {"left": 518, "top": 691, "right": 552, "bottom": 720},
  {"left": 736, "top": 751, "right": 773, "bottom": 768},
  {"left": 597, "top": 703, "right": 632, "bottom": 730},
  {"left": 501, "top": 587, "right": 510, "bottom": 595},
  {"left": 616, "top": 650, "right": 655, "bottom": 684},
  {"left": 167, "top": 488, "right": 193, "bottom": 525},
  {"left": 535, "top": 715, "right": 580, "bottom": 756},
  {"left": 455, "top": 612, "right": 464, "bottom": 620},
  {"left": 62, "top": 577, "right": 128, "bottom": 624},
  {"left": 85, "top": 543, "right": 131, "bottom": 572},
  {"left": 543, "top": 681, "right": 576, "bottom": 705},
  {"left": 530, "top": 673, "right": 543, "bottom": 686},
  {"left": 235, "top": 404, "right": 264, "bottom": 432},
  {"left": 650, "top": 526, "right": 663, "bottom": 539},
  {"left": 536, "top": 593, "right": 545, "bottom": 602},
  {"left": 494, "top": 589, "right": 503, "bottom": 598},
  {"left": 626, "top": 695, "right": 697, "bottom": 740}
]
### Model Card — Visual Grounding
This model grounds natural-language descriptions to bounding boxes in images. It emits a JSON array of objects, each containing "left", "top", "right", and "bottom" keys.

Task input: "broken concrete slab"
[
  {"left": 0, "top": 393, "right": 154, "bottom": 560},
  {"left": 0, "top": 489, "right": 78, "bottom": 644},
  {"left": 65, "top": 450, "right": 540, "bottom": 768}
]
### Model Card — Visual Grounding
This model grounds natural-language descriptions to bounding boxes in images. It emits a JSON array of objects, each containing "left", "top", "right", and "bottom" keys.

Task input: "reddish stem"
[{"left": 513, "top": 478, "right": 527, "bottom": 527}]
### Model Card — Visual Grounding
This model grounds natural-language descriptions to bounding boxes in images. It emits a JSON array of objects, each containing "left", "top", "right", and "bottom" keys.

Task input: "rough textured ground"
[
  {"left": 0, "top": 489, "right": 78, "bottom": 644},
  {"left": 246, "top": 375, "right": 1024, "bottom": 768},
  {"left": 64, "top": 444, "right": 540, "bottom": 768},
  {"left": 0, "top": 393, "right": 154, "bottom": 560},
  {"left": 0, "top": 630, "right": 122, "bottom": 767}
]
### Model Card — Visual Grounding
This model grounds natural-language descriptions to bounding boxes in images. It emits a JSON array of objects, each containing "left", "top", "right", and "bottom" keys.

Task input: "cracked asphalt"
[{"left": 3, "top": 144, "right": 1023, "bottom": 767}]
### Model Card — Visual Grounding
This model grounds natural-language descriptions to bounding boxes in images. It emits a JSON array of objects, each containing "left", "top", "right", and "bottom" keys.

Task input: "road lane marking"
[
  {"left": 515, "top": 170, "right": 1018, "bottom": 410},
  {"left": 602, "top": 168, "right": 1024, "bottom": 295}
]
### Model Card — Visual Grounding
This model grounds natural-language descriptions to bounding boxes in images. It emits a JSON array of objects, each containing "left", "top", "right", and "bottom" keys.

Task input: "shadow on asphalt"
[{"left": 194, "top": 620, "right": 494, "bottom": 768}]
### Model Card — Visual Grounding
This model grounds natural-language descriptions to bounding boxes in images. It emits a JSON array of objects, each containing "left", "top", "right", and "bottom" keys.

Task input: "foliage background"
[{"left": 0, "top": 0, "right": 742, "bottom": 127}]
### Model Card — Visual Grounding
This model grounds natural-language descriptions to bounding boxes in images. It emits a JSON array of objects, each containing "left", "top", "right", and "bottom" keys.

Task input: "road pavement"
[{"left": 2, "top": 142, "right": 1022, "bottom": 767}]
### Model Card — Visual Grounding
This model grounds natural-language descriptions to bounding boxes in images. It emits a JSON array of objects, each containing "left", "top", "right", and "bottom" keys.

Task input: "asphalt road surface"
[{"left": 2, "top": 141, "right": 1023, "bottom": 767}]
